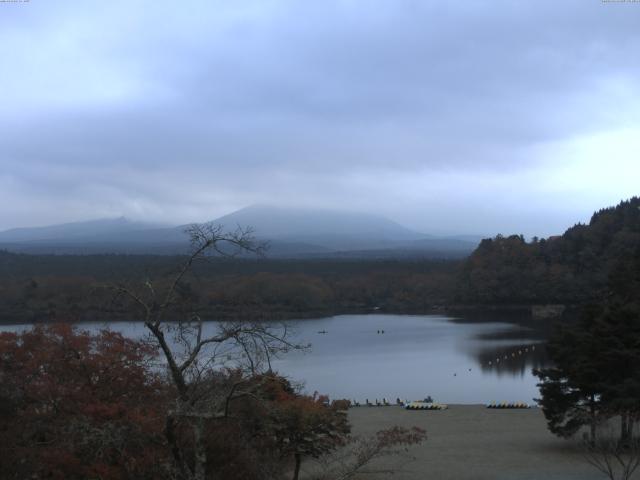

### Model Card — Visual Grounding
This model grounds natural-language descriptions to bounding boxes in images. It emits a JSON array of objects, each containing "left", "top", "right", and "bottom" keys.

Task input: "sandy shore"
[{"left": 334, "top": 405, "right": 608, "bottom": 480}]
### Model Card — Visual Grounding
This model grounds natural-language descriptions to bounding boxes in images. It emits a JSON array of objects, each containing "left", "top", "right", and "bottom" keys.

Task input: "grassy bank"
[{"left": 316, "top": 406, "right": 605, "bottom": 480}]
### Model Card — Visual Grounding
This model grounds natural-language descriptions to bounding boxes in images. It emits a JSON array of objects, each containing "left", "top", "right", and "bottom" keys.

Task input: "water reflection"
[
  {"left": 450, "top": 313, "right": 551, "bottom": 377},
  {"left": 475, "top": 344, "right": 548, "bottom": 377}
]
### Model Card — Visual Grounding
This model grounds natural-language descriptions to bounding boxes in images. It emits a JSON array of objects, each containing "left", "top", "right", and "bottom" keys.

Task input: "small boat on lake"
[
  {"left": 486, "top": 401, "right": 531, "bottom": 409},
  {"left": 405, "top": 401, "right": 448, "bottom": 410}
]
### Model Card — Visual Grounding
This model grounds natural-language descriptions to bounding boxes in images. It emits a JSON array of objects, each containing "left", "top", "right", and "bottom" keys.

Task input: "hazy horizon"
[
  {"left": 0, "top": 199, "right": 626, "bottom": 239},
  {"left": 0, "top": 201, "right": 627, "bottom": 239},
  {"left": 1, "top": 1, "right": 639, "bottom": 236},
  {"left": 0, "top": 203, "right": 473, "bottom": 237}
]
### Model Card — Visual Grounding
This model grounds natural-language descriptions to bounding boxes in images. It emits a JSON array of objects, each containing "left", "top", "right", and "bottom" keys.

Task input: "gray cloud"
[{"left": 1, "top": 0, "right": 639, "bottom": 235}]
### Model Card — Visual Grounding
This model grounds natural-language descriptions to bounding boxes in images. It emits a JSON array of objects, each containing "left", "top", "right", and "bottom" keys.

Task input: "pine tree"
[{"left": 536, "top": 244, "right": 640, "bottom": 444}]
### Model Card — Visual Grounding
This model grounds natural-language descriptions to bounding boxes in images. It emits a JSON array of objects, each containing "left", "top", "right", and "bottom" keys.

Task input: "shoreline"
[{"left": 0, "top": 304, "right": 563, "bottom": 326}]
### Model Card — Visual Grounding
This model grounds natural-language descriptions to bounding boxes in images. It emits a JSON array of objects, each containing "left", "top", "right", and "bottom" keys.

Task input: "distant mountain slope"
[
  {"left": 214, "top": 205, "right": 426, "bottom": 239},
  {"left": 0, "top": 217, "right": 166, "bottom": 243},
  {"left": 0, "top": 206, "right": 479, "bottom": 257}
]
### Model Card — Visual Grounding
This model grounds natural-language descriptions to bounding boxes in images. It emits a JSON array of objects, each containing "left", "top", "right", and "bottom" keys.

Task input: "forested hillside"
[{"left": 456, "top": 197, "right": 640, "bottom": 305}]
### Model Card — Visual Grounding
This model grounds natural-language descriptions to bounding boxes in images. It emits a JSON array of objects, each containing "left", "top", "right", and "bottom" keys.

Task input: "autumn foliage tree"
[
  {"left": 0, "top": 326, "right": 344, "bottom": 480},
  {"left": 0, "top": 324, "right": 166, "bottom": 480},
  {"left": 0, "top": 325, "right": 426, "bottom": 480},
  {"left": 271, "top": 392, "right": 351, "bottom": 480}
]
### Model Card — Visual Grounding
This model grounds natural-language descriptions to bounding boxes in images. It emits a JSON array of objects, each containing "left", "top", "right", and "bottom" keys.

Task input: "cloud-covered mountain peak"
[{"left": 212, "top": 205, "right": 427, "bottom": 241}]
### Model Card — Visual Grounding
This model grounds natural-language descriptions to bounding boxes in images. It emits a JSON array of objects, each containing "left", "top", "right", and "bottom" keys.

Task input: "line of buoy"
[{"left": 487, "top": 345, "right": 538, "bottom": 367}]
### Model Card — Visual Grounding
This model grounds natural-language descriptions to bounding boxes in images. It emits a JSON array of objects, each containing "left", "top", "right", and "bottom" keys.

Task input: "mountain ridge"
[
  {"left": 0, "top": 205, "right": 480, "bottom": 258},
  {"left": 0, "top": 217, "right": 166, "bottom": 243}
]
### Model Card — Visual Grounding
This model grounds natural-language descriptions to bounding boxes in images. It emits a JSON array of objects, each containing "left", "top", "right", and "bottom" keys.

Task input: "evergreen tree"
[
  {"left": 535, "top": 308, "right": 604, "bottom": 442},
  {"left": 536, "top": 243, "right": 640, "bottom": 444}
]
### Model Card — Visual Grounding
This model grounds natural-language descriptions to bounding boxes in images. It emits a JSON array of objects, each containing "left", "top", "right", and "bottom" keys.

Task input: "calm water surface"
[{"left": 1, "top": 314, "right": 548, "bottom": 404}]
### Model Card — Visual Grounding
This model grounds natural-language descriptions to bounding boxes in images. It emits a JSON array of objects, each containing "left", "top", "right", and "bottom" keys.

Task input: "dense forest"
[
  {"left": 1, "top": 197, "right": 639, "bottom": 324},
  {"left": 0, "top": 254, "right": 457, "bottom": 323},
  {"left": 457, "top": 197, "right": 640, "bottom": 306}
]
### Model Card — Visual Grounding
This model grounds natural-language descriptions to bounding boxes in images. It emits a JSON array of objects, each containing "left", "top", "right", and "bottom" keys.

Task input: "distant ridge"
[
  {"left": 212, "top": 205, "right": 427, "bottom": 250},
  {"left": 0, "top": 206, "right": 480, "bottom": 258},
  {"left": 215, "top": 205, "right": 426, "bottom": 238},
  {"left": 0, "top": 217, "right": 166, "bottom": 243}
]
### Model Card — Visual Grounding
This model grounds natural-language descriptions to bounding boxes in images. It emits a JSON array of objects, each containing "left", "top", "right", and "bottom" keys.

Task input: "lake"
[{"left": 0, "top": 314, "right": 549, "bottom": 404}]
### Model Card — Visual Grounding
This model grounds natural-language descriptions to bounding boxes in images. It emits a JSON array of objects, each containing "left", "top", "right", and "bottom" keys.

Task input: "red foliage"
[
  {"left": 200, "top": 373, "right": 351, "bottom": 480},
  {"left": 274, "top": 392, "right": 351, "bottom": 456},
  {"left": 0, "top": 326, "right": 421, "bottom": 480},
  {"left": 0, "top": 324, "right": 167, "bottom": 479}
]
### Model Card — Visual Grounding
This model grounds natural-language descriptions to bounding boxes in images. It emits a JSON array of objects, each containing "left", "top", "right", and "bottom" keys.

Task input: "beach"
[{"left": 337, "top": 405, "right": 607, "bottom": 480}]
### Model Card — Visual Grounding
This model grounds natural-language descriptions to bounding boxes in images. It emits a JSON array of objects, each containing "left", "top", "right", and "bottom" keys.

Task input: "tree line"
[
  {"left": 456, "top": 197, "right": 640, "bottom": 306},
  {"left": 0, "top": 252, "right": 457, "bottom": 324}
]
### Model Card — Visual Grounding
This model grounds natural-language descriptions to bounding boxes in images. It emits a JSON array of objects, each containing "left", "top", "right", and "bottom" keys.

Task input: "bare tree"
[
  {"left": 114, "top": 223, "right": 301, "bottom": 480},
  {"left": 308, "top": 426, "right": 426, "bottom": 480},
  {"left": 582, "top": 424, "right": 640, "bottom": 480}
]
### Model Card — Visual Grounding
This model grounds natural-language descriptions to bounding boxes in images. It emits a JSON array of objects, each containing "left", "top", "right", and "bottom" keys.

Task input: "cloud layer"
[{"left": 1, "top": 0, "right": 639, "bottom": 235}]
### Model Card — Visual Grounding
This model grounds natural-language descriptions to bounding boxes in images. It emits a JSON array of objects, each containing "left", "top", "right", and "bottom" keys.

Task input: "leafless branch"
[
  {"left": 582, "top": 426, "right": 640, "bottom": 480},
  {"left": 109, "top": 221, "right": 301, "bottom": 480},
  {"left": 308, "top": 426, "right": 426, "bottom": 480}
]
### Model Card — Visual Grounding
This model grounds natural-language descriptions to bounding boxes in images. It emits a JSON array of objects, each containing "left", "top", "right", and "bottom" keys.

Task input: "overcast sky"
[{"left": 1, "top": 0, "right": 639, "bottom": 236}]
